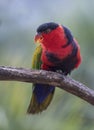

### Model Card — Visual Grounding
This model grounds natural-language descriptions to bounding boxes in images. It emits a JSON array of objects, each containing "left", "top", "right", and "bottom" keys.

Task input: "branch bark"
[{"left": 0, "top": 66, "right": 94, "bottom": 105}]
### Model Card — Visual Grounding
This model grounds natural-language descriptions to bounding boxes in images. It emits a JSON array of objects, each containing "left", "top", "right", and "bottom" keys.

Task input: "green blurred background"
[{"left": 0, "top": 0, "right": 94, "bottom": 130}]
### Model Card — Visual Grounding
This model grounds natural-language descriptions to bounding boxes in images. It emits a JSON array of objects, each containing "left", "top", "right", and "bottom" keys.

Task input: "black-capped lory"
[{"left": 27, "top": 22, "right": 82, "bottom": 114}]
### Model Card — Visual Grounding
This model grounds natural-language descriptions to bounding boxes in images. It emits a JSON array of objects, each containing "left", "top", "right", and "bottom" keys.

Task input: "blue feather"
[{"left": 33, "top": 84, "right": 55, "bottom": 103}]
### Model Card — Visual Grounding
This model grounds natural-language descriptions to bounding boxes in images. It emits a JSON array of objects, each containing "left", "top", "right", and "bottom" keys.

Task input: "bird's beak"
[{"left": 34, "top": 33, "right": 43, "bottom": 43}]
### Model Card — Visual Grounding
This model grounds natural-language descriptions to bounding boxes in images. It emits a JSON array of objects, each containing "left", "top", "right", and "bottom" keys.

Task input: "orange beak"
[{"left": 34, "top": 33, "right": 43, "bottom": 43}]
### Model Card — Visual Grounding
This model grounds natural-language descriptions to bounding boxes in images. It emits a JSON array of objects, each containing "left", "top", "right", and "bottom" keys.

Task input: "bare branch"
[{"left": 0, "top": 66, "right": 94, "bottom": 105}]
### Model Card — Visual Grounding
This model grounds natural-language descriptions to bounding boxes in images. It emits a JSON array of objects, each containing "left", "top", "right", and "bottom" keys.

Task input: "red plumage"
[{"left": 35, "top": 23, "right": 81, "bottom": 74}]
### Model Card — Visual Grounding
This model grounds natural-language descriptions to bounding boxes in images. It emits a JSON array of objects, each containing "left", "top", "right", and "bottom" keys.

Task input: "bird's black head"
[{"left": 37, "top": 22, "right": 59, "bottom": 34}]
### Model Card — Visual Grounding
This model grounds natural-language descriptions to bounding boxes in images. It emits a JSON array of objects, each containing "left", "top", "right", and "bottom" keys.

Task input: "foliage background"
[{"left": 0, "top": 0, "right": 94, "bottom": 130}]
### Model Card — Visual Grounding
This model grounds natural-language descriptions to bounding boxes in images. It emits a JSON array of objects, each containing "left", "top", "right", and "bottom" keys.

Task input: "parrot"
[{"left": 27, "top": 22, "right": 82, "bottom": 114}]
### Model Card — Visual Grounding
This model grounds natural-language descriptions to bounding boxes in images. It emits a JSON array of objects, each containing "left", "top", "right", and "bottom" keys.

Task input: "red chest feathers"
[{"left": 41, "top": 44, "right": 73, "bottom": 66}]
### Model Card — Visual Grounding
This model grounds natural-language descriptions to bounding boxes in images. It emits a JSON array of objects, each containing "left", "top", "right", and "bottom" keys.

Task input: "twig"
[{"left": 0, "top": 66, "right": 94, "bottom": 105}]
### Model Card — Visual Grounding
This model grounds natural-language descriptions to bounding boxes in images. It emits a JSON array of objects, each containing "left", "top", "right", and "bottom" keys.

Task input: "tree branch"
[{"left": 0, "top": 66, "right": 94, "bottom": 105}]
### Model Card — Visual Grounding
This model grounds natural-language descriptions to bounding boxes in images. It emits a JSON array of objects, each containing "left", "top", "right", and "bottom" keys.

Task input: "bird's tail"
[{"left": 27, "top": 84, "right": 55, "bottom": 114}]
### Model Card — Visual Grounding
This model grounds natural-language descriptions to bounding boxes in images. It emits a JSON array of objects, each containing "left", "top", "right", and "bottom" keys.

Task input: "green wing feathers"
[
  {"left": 31, "top": 45, "right": 42, "bottom": 69},
  {"left": 27, "top": 45, "right": 55, "bottom": 114},
  {"left": 27, "top": 45, "right": 42, "bottom": 114}
]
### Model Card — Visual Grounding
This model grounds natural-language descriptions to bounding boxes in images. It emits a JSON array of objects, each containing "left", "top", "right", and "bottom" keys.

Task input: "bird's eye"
[{"left": 44, "top": 29, "right": 52, "bottom": 34}]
